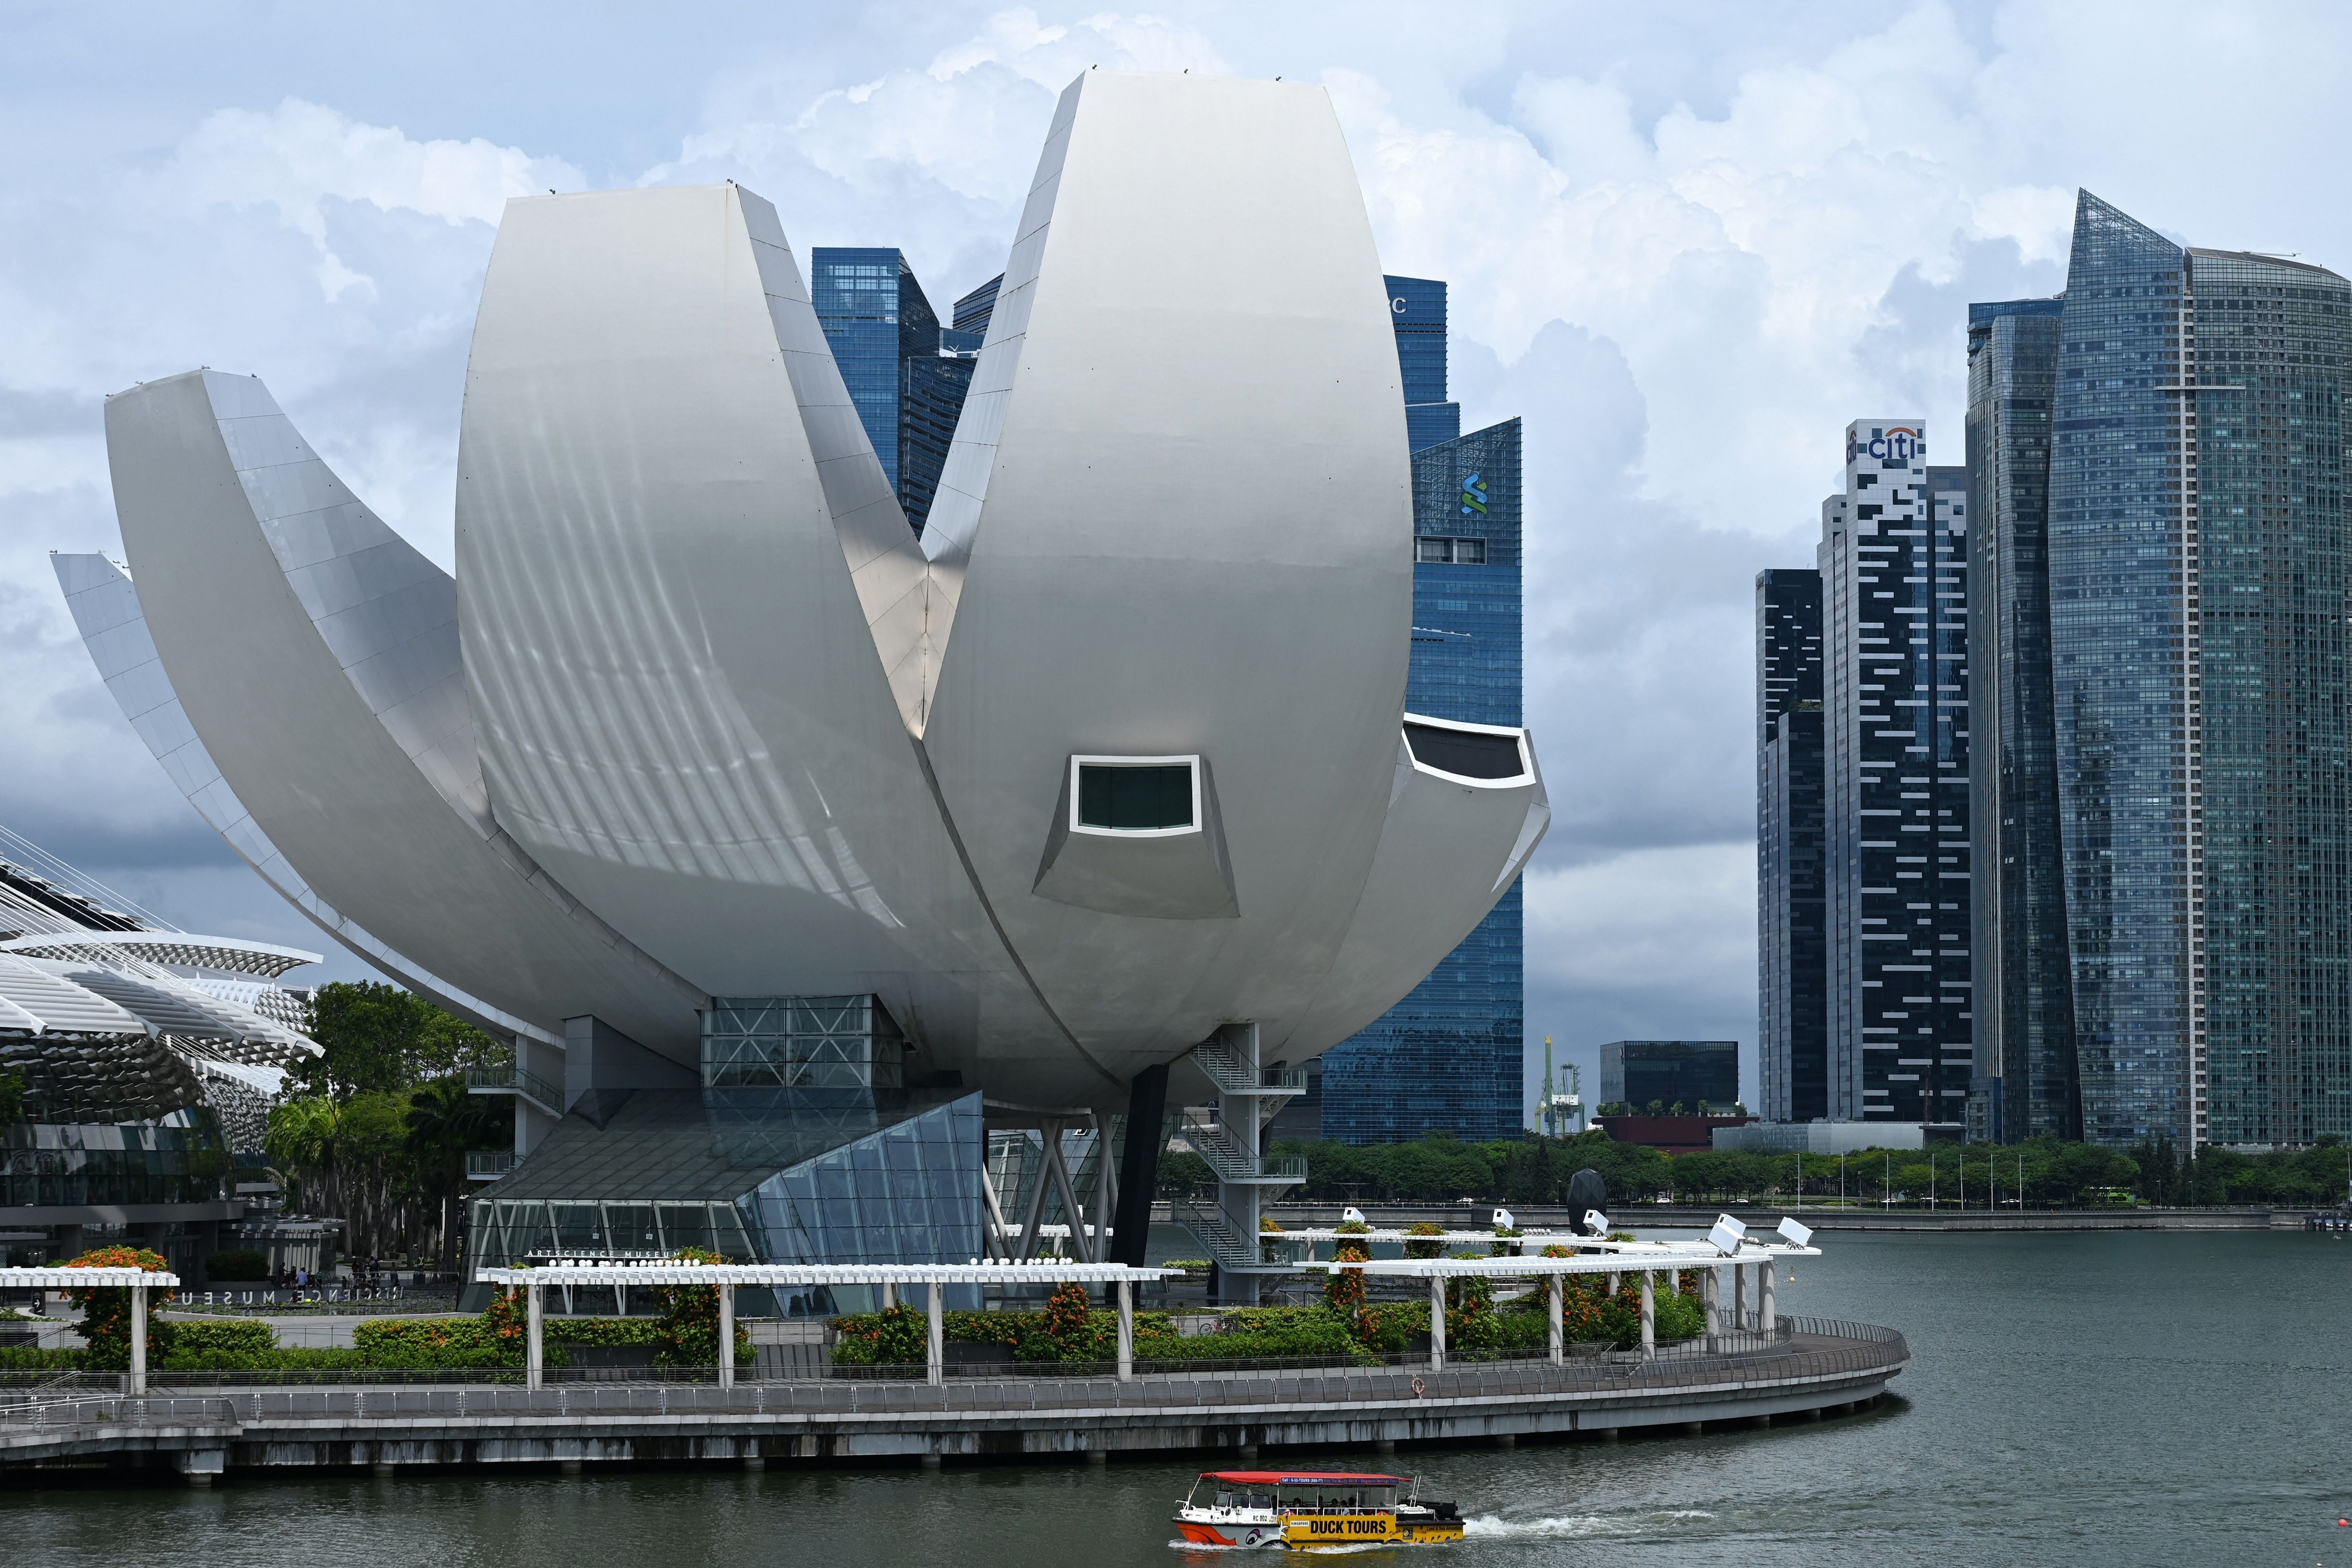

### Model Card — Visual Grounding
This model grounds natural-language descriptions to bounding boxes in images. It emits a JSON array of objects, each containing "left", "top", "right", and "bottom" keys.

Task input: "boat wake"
[{"left": 1462, "top": 1509, "right": 1714, "bottom": 1539}]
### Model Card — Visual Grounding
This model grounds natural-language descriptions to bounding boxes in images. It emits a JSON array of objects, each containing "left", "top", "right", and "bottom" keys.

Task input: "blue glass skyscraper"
[
  {"left": 1318, "top": 275, "right": 1523, "bottom": 1144},
  {"left": 1384, "top": 275, "right": 1462, "bottom": 454},
  {"left": 1966, "top": 297, "right": 2077, "bottom": 1143},
  {"left": 2036, "top": 192, "right": 2352, "bottom": 1149},
  {"left": 809, "top": 248, "right": 980, "bottom": 538}
]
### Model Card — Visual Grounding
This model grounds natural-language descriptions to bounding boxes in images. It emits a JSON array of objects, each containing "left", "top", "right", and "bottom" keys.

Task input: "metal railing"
[
  {"left": 1180, "top": 1115, "right": 1307, "bottom": 1185},
  {"left": 1169, "top": 1197, "right": 1284, "bottom": 1273},
  {"left": 465, "top": 1065, "right": 563, "bottom": 1114},
  {"left": 1191, "top": 1038, "right": 1307, "bottom": 1097},
  {"left": 0, "top": 1323, "right": 1908, "bottom": 1428},
  {"left": 466, "top": 1150, "right": 516, "bottom": 1180}
]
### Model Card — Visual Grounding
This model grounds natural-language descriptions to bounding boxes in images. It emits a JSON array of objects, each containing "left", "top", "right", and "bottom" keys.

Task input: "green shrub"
[
  {"left": 351, "top": 1315, "right": 531, "bottom": 1369},
  {"left": 165, "top": 1319, "right": 276, "bottom": 1359},
  {"left": 204, "top": 1250, "right": 269, "bottom": 1282}
]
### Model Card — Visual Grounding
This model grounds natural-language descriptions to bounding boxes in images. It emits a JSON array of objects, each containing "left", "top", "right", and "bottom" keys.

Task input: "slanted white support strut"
[
  {"left": 1639, "top": 1271, "right": 1656, "bottom": 1359},
  {"left": 926, "top": 1281, "right": 945, "bottom": 1388},
  {"left": 1546, "top": 1275, "right": 1564, "bottom": 1366},
  {"left": 527, "top": 1282, "right": 545, "bottom": 1391},
  {"left": 1116, "top": 1278, "right": 1134, "bottom": 1381},
  {"left": 718, "top": 1282, "right": 735, "bottom": 1389},
  {"left": 1428, "top": 1273, "right": 1447, "bottom": 1371},
  {"left": 129, "top": 1283, "right": 147, "bottom": 1395}
]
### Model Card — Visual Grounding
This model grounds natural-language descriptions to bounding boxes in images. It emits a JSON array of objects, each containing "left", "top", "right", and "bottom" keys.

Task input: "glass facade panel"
[
  {"left": 1600, "top": 1040, "right": 1739, "bottom": 1109},
  {"left": 0, "top": 1112, "right": 226, "bottom": 1208}
]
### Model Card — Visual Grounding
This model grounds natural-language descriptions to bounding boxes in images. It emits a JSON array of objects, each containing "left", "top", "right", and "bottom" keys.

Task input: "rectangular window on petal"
[{"left": 1077, "top": 763, "right": 1194, "bottom": 830}]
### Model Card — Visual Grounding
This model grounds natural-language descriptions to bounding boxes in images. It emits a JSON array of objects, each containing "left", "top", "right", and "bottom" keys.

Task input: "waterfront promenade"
[{"left": 0, "top": 1316, "right": 1904, "bottom": 1480}]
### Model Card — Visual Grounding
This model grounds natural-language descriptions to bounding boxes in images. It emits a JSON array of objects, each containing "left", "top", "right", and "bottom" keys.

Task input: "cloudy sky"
[{"left": 4, "top": 0, "right": 2345, "bottom": 1113}]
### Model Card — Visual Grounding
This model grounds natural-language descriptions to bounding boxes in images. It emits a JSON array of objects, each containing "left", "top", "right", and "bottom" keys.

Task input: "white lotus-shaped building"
[{"left": 61, "top": 73, "right": 1545, "bottom": 1277}]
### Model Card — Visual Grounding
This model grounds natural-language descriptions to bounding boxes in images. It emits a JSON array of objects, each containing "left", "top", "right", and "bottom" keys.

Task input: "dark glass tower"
[
  {"left": 1757, "top": 567, "right": 1827, "bottom": 1122},
  {"left": 1818, "top": 424, "right": 1972, "bottom": 1127},
  {"left": 1383, "top": 275, "right": 1462, "bottom": 454},
  {"left": 2045, "top": 191, "right": 2352, "bottom": 1148},
  {"left": 1319, "top": 416, "right": 1525, "bottom": 1143},
  {"left": 809, "top": 248, "right": 978, "bottom": 538},
  {"left": 1965, "top": 297, "right": 2078, "bottom": 1143}
]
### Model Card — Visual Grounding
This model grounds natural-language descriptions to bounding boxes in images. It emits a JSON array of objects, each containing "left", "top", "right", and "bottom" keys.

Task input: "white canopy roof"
[
  {"left": 0, "top": 1266, "right": 182, "bottom": 1287},
  {"left": 0, "top": 952, "right": 152, "bottom": 1037},
  {"left": 1307, "top": 1242, "right": 1820, "bottom": 1277},
  {"left": 477, "top": 1262, "right": 1177, "bottom": 1286},
  {"left": 0, "top": 931, "right": 320, "bottom": 979}
]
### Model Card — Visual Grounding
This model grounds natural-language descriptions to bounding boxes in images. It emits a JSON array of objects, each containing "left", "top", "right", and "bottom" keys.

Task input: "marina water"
[{"left": 4, "top": 1230, "right": 2341, "bottom": 1566}]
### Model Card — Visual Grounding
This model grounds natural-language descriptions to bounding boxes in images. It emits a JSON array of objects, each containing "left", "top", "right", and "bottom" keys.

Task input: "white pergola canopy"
[
  {"left": 0, "top": 1266, "right": 182, "bottom": 1288},
  {"left": 475, "top": 1262, "right": 1174, "bottom": 1287}
]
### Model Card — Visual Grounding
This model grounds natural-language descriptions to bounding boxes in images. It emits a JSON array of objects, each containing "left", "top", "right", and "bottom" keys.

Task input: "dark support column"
[{"left": 1109, "top": 1063, "right": 1170, "bottom": 1269}]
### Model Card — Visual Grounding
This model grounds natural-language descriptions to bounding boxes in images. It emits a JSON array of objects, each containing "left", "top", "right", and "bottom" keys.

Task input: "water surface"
[{"left": 8, "top": 1231, "right": 2347, "bottom": 1566}]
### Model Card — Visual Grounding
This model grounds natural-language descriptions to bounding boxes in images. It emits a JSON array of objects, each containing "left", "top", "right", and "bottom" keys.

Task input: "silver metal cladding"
[{"left": 83, "top": 71, "right": 1546, "bottom": 1104}]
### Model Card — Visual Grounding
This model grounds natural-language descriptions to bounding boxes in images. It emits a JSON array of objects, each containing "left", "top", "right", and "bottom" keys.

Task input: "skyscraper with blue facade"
[
  {"left": 1317, "top": 275, "right": 1525, "bottom": 1143},
  {"left": 809, "top": 248, "right": 982, "bottom": 538}
]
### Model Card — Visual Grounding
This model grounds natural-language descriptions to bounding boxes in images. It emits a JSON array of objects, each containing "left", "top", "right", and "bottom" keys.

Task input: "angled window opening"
[
  {"left": 1402, "top": 718, "right": 1529, "bottom": 782},
  {"left": 1073, "top": 756, "right": 1199, "bottom": 834}
]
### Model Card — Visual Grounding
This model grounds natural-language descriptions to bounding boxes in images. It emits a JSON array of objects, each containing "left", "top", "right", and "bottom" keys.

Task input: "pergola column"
[
  {"left": 718, "top": 1282, "right": 735, "bottom": 1390},
  {"left": 1116, "top": 1278, "right": 1134, "bottom": 1382},
  {"left": 926, "top": 1281, "right": 945, "bottom": 1388},
  {"left": 1546, "top": 1275, "right": 1563, "bottom": 1367},
  {"left": 1701, "top": 1268, "right": 1721, "bottom": 1340},
  {"left": 1639, "top": 1271, "right": 1655, "bottom": 1359},
  {"left": 1734, "top": 1260, "right": 1748, "bottom": 1331},
  {"left": 1760, "top": 1259, "right": 1777, "bottom": 1333},
  {"left": 1428, "top": 1273, "right": 1447, "bottom": 1371},
  {"left": 129, "top": 1282, "right": 148, "bottom": 1396},
  {"left": 527, "top": 1282, "right": 544, "bottom": 1392}
]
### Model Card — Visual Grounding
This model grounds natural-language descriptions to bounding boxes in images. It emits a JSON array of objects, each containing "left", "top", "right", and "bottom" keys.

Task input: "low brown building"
[{"left": 1595, "top": 1114, "right": 1756, "bottom": 1156}]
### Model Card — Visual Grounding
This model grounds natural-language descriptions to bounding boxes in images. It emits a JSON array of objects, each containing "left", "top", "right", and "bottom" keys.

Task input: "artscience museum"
[{"left": 61, "top": 71, "right": 1547, "bottom": 1302}]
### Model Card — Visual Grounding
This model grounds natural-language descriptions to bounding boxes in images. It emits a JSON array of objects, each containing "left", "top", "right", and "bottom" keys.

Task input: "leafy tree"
[
  {"left": 300, "top": 981, "right": 505, "bottom": 1097},
  {"left": 406, "top": 1075, "right": 507, "bottom": 1277},
  {"left": 62, "top": 1246, "right": 174, "bottom": 1368},
  {"left": 0, "top": 1062, "right": 25, "bottom": 1132}
]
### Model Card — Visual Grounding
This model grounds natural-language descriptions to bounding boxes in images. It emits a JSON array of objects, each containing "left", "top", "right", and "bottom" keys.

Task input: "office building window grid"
[{"left": 1818, "top": 423, "right": 1973, "bottom": 1126}]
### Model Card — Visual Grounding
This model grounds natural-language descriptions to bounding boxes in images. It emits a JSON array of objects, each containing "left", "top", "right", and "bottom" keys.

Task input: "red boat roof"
[{"left": 1201, "top": 1472, "right": 1403, "bottom": 1486}]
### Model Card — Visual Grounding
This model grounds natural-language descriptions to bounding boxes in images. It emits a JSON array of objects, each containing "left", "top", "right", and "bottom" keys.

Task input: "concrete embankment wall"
[{"left": 1, "top": 1326, "right": 1907, "bottom": 1478}]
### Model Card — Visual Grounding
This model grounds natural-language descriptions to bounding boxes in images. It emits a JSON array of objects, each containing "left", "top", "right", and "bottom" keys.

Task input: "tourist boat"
[{"left": 1174, "top": 1470, "right": 1464, "bottom": 1549}]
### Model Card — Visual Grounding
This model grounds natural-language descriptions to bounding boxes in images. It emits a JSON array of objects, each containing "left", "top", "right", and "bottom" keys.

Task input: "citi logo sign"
[{"left": 1856, "top": 426, "right": 1920, "bottom": 464}]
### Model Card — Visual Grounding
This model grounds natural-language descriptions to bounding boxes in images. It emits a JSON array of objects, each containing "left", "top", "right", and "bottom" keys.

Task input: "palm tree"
[{"left": 406, "top": 1076, "right": 505, "bottom": 1278}]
